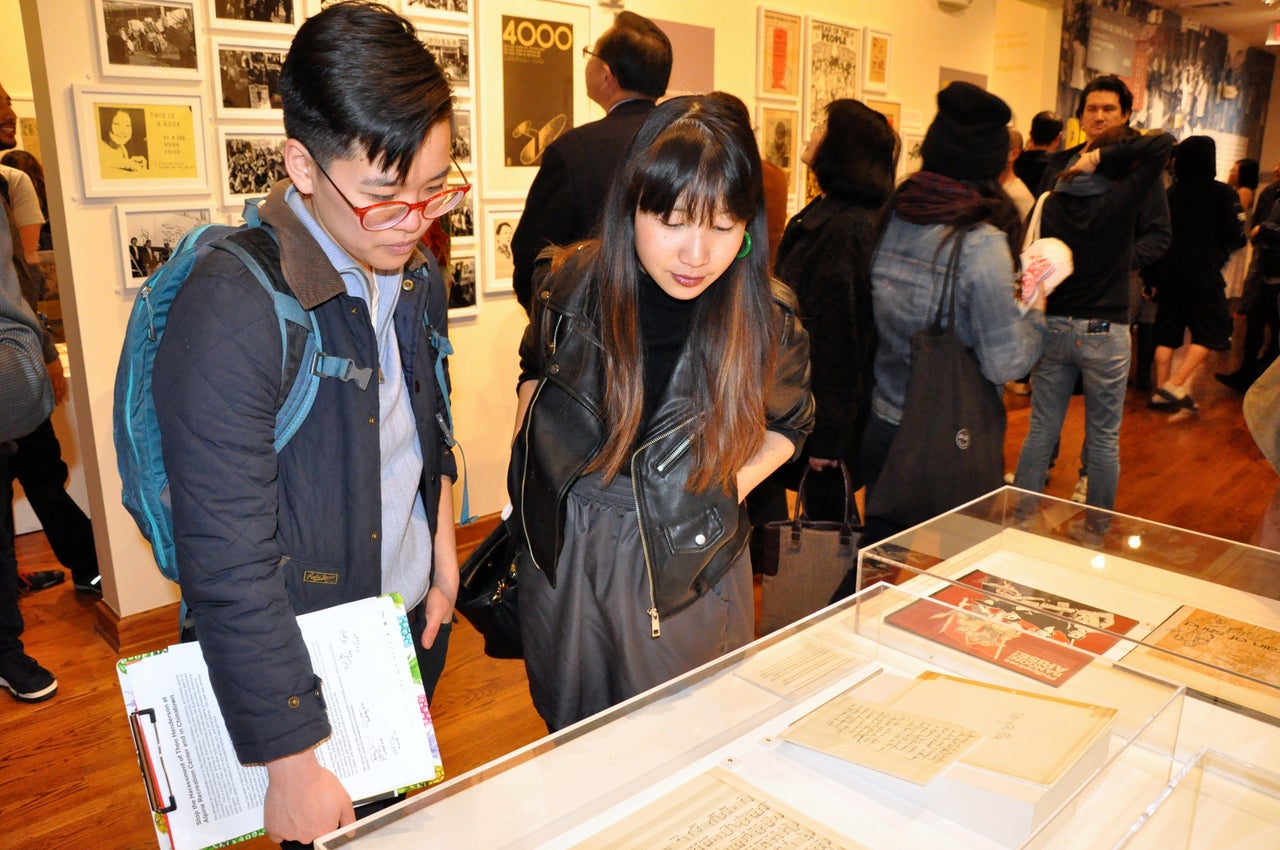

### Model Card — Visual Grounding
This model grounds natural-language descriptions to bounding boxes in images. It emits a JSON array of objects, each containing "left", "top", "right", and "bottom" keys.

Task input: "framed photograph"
[
  {"left": 478, "top": 0, "right": 590, "bottom": 197},
  {"left": 208, "top": 0, "right": 298, "bottom": 35},
  {"left": 217, "top": 127, "right": 287, "bottom": 207},
  {"left": 442, "top": 185, "right": 476, "bottom": 244},
  {"left": 401, "top": 0, "right": 469, "bottom": 24},
  {"left": 451, "top": 107, "right": 473, "bottom": 167},
  {"left": 804, "top": 17, "right": 860, "bottom": 138},
  {"left": 865, "top": 98, "right": 901, "bottom": 132},
  {"left": 420, "top": 28, "right": 472, "bottom": 96},
  {"left": 446, "top": 253, "right": 479, "bottom": 318},
  {"left": 114, "top": 203, "right": 213, "bottom": 291},
  {"left": 72, "top": 85, "right": 209, "bottom": 198},
  {"left": 757, "top": 8, "right": 802, "bottom": 100},
  {"left": 482, "top": 204, "right": 521, "bottom": 294},
  {"left": 863, "top": 28, "right": 891, "bottom": 94},
  {"left": 211, "top": 36, "right": 289, "bottom": 120},
  {"left": 94, "top": 0, "right": 200, "bottom": 81},
  {"left": 758, "top": 104, "right": 799, "bottom": 200},
  {"left": 900, "top": 130, "right": 924, "bottom": 180}
]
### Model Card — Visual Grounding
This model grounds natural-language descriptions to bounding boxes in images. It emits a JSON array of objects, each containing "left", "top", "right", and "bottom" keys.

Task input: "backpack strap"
[
  {"left": 213, "top": 208, "right": 372, "bottom": 453},
  {"left": 423, "top": 270, "right": 476, "bottom": 525}
]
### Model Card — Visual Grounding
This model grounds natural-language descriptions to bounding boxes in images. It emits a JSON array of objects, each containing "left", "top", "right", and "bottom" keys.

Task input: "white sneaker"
[{"left": 1071, "top": 476, "right": 1088, "bottom": 504}]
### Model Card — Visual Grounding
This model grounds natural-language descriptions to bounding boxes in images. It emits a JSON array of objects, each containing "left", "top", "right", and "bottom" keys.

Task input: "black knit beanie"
[{"left": 921, "top": 81, "right": 1012, "bottom": 181}]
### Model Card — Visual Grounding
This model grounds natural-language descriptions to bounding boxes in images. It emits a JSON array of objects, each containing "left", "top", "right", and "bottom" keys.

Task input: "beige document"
[
  {"left": 571, "top": 767, "right": 865, "bottom": 849},
  {"left": 736, "top": 636, "right": 871, "bottom": 697},
  {"left": 782, "top": 693, "right": 982, "bottom": 785},
  {"left": 782, "top": 672, "right": 1116, "bottom": 787},
  {"left": 892, "top": 672, "right": 1117, "bottom": 785}
]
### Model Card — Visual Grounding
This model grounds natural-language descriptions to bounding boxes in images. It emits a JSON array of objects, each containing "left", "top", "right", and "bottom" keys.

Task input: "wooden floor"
[{"left": 2, "top": 348, "right": 1276, "bottom": 849}]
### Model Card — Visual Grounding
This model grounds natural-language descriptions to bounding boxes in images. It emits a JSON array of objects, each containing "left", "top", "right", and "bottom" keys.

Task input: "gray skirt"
[{"left": 519, "top": 471, "right": 753, "bottom": 732}]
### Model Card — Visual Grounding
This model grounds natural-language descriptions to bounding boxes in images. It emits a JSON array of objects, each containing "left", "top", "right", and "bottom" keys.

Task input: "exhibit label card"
[{"left": 884, "top": 569, "right": 1140, "bottom": 686}]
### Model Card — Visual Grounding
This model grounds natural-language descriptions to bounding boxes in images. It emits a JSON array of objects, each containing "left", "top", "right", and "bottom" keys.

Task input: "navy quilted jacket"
[{"left": 152, "top": 181, "right": 456, "bottom": 764}]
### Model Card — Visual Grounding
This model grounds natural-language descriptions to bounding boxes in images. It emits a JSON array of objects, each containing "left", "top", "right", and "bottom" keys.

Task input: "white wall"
[{"left": 8, "top": 0, "right": 1037, "bottom": 619}]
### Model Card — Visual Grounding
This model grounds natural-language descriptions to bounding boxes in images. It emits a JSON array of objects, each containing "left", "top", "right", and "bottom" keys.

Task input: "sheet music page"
[
  {"left": 570, "top": 767, "right": 867, "bottom": 849},
  {"left": 735, "top": 636, "right": 870, "bottom": 696},
  {"left": 781, "top": 693, "right": 982, "bottom": 785},
  {"left": 119, "top": 595, "right": 441, "bottom": 850}
]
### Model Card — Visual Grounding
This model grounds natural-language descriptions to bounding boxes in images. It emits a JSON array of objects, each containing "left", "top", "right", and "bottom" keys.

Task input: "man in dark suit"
[{"left": 510, "top": 12, "right": 672, "bottom": 311}]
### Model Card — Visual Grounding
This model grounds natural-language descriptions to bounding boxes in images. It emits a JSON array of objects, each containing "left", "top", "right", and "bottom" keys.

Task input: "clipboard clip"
[{"left": 130, "top": 708, "right": 178, "bottom": 815}]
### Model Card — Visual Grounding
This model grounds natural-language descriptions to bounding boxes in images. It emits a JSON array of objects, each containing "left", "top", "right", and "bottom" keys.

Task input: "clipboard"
[{"left": 117, "top": 595, "right": 444, "bottom": 850}]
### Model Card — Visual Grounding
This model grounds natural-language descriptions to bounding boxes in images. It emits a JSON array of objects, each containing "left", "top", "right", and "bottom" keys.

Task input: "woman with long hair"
[
  {"left": 862, "top": 82, "right": 1047, "bottom": 545},
  {"left": 769, "top": 98, "right": 896, "bottom": 521},
  {"left": 509, "top": 94, "right": 814, "bottom": 731}
]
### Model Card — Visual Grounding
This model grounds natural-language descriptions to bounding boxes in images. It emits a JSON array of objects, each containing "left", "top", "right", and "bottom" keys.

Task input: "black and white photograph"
[
  {"left": 482, "top": 205, "right": 520, "bottom": 294},
  {"left": 212, "top": 37, "right": 288, "bottom": 119},
  {"left": 218, "top": 128, "right": 287, "bottom": 206},
  {"left": 444, "top": 188, "right": 475, "bottom": 241},
  {"left": 95, "top": 0, "right": 199, "bottom": 81},
  {"left": 420, "top": 29, "right": 472, "bottom": 94},
  {"left": 451, "top": 108, "right": 472, "bottom": 166},
  {"left": 210, "top": 0, "right": 297, "bottom": 35},
  {"left": 759, "top": 105, "right": 798, "bottom": 194},
  {"left": 447, "top": 254, "right": 479, "bottom": 317},
  {"left": 114, "top": 204, "right": 212, "bottom": 291},
  {"left": 401, "top": 0, "right": 469, "bottom": 24}
]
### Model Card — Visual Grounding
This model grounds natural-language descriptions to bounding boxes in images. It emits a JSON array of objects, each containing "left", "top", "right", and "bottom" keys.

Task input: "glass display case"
[
  {"left": 316, "top": 583, "right": 1198, "bottom": 850},
  {"left": 857, "top": 486, "right": 1280, "bottom": 729}
]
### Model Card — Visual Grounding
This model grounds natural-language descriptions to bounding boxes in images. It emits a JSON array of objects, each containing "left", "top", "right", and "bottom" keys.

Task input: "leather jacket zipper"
[
  {"left": 630, "top": 415, "right": 698, "bottom": 638},
  {"left": 518, "top": 314, "right": 566, "bottom": 572}
]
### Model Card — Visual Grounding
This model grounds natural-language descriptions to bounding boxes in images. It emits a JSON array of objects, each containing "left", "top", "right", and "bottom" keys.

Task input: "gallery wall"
[{"left": 17, "top": 0, "right": 1235, "bottom": 622}]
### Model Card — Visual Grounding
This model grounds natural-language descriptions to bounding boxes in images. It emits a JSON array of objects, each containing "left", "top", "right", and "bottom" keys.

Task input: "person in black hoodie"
[{"left": 1142, "top": 136, "right": 1246, "bottom": 412}]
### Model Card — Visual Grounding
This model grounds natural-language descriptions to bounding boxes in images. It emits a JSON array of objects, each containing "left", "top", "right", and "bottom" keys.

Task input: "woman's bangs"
[{"left": 633, "top": 127, "right": 753, "bottom": 224}]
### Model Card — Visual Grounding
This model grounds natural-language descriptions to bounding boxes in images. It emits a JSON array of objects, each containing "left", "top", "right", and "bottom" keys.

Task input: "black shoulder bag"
[{"left": 864, "top": 233, "right": 1007, "bottom": 534}]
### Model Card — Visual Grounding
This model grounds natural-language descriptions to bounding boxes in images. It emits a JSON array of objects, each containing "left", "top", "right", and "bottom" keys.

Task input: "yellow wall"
[{"left": 4, "top": 0, "right": 1063, "bottom": 620}]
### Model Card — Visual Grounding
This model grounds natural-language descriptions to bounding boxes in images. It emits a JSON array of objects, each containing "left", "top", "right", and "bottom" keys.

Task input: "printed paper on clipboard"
[{"left": 117, "top": 594, "right": 444, "bottom": 850}]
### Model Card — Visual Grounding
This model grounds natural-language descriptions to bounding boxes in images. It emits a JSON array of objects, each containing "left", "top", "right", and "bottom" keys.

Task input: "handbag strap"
[
  {"left": 931, "top": 230, "right": 966, "bottom": 334},
  {"left": 792, "top": 460, "right": 859, "bottom": 530},
  {"left": 1022, "top": 191, "right": 1050, "bottom": 252}
]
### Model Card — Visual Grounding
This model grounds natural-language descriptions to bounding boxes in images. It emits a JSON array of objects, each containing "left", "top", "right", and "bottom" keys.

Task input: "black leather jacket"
[{"left": 510, "top": 252, "right": 814, "bottom": 633}]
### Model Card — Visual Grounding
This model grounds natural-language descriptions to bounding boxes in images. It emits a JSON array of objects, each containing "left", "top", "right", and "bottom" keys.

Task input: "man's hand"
[
  {"left": 46, "top": 361, "right": 67, "bottom": 406},
  {"left": 263, "top": 749, "right": 354, "bottom": 845},
  {"left": 421, "top": 584, "right": 454, "bottom": 650}
]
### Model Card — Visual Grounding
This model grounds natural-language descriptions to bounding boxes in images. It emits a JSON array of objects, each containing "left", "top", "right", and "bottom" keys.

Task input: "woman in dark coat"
[{"left": 769, "top": 99, "right": 897, "bottom": 520}]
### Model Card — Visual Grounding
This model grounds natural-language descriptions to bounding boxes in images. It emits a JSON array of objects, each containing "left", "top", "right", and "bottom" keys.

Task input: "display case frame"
[
  {"left": 857, "top": 486, "right": 1280, "bottom": 726},
  {"left": 316, "top": 583, "right": 1192, "bottom": 850}
]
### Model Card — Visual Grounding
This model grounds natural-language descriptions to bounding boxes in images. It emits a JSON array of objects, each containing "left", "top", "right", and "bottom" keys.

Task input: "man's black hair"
[
  {"left": 1076, "top": 76, "right": 1133, "bottom": 121},
  {"left": 1029, "top": 111, "right": 1063, "bottom": 146},
  {"left": 594, "top": 11, "right": 672, "bottom": 100},
  {"left": 279, "top": 0, "right": 453, "bottom": 180}
]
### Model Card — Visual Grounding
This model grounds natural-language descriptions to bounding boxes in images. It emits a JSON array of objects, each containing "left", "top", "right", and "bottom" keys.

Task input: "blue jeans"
[{"left": 1014, "top": 317, "right": 1130, "bottom": 523}]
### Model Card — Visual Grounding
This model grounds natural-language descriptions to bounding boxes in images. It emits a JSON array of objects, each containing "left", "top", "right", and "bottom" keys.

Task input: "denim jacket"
[{"left": 869, "top": 216, "right": 1047, "bottom": 424}]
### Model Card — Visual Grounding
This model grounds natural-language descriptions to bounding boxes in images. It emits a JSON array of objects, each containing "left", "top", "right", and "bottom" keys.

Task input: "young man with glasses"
[
  {"left": 510, "top": 10, "right": 672, "bottom": 312},
  {"left": 152, "top": 3, "right": 463, "bottom": 845}
]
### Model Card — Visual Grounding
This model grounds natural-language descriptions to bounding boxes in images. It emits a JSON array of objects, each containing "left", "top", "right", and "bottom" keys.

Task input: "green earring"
[{"left": 736, "top": 232, "right": 752, "bottom": 259}]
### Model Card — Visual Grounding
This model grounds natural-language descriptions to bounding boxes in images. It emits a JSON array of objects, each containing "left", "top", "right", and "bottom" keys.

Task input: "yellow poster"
[{"left": 95, "top": 102, "right": 198, "bottom": 181}]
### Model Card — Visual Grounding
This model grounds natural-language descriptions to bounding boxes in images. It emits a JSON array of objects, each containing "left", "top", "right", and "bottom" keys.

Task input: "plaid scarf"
[{"left": 892, "top": 171, "right": 983, "bottom": 225}]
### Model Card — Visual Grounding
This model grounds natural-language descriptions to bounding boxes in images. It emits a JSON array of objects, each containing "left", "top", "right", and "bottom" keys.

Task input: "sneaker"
[
  {"left": 17, "top": 570, "right": 65, "bottom": 594},
  {"left": 1071, "top": 476, "right": 1088, "bottom": 504},
  {"left": 0, "top": 652, "right": 58, "bottom": 702},
  {"left": 1003, "top": 471, "right": 1015, "bottom": 484},
  {"left": 73, "top": 575, "right": 103, "bottom": 596}
]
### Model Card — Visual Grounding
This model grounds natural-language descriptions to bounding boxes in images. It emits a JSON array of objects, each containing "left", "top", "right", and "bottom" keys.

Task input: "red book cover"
[{"left": 885, "top": 570, "right": 1140, "bottom": 687}]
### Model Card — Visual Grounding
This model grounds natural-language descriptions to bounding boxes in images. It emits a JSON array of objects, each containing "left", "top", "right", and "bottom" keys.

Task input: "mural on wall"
[{"left": 1056, "top": 0, "right": 1274, "bottom": 159}]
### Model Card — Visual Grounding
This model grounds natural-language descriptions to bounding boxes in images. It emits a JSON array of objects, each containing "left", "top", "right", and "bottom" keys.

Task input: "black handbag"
[
  {"left": 758, "top": 462, "right": 861, "bottom": 633},
  {"left": 865, "top": 234, "right": 1006, "bottom": 535},
  {"left": 455, "top": 518, "right": 522, "bottom": 659}
]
